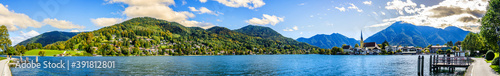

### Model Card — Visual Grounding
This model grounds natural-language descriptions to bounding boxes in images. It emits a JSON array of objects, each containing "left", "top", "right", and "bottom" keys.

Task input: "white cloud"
[
  {"left": 380, "top": 12, "right": 386, "bottom": 15},
  {"left": 300, "top": 32, "right": 303, "bottom": 34},
  {"left": 363, "top": 1, "right": 372, "bottom": 5},
  {"left": 10, "top": 30, "right": 40, "bottom": 45},
  {"left": 283, "top": 26, "right": 299, "bottom": 31},
  {"left": 188, "top": 7, "right": 223, "bottom": 16},
  {"left": 70, "top": 30, "right": 79, "bottom": 32},
  {"left": 215, "top": 0, "right": 265, "bottom": 9},
  {"left": 91, "top": 18, "right": 124, "bottom": 27},
  {"left": 246, "top": 14, "right": 284, "bottom": 26},
  {"left": 335, "top": 7, "right": 346, "bottom": 12},
  {"left": 0, "top": 4, "right": 43, "bottom": 31},
  {"left": 385, "top": 0, "right": 417, "bottom": 15},
  {"left": 372, "top": 12, "right": 378, "bottom": 16},
  {"left": 372, "top": 0, "right": 489, "bottom": 32},
  {"left": 43, "top": 18, "right": 85, "bottom": 29},
  {"left": 293, "top": 26, "right": 298, "bottom": 30},
  {"left": 283, "top": 28, "right": 293, "bottom": 31},
  {"left": 106, "top": 0, "right": 214, "bottom": 29},
  {"left": 348, "top": 3, "right": 363, "bottom": 12},
  {"left": 200, "top": 0, "right": 207, "bottom": 3}
]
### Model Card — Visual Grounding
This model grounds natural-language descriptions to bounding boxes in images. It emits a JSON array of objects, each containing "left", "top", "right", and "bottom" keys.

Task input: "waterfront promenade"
[
  {"left": 0, "top": 57, "right": 11, "bottom": 76},
  {"left": 465, "top": 58, "right": 499, "bottom": 76}
]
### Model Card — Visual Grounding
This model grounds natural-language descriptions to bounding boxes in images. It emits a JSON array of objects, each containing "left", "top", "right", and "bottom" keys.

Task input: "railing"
[{"left": 433, "top": 56, "right": 471, "bottom": 66}]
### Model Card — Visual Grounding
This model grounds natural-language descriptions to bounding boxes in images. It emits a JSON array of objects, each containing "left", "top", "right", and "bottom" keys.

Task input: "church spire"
[{"left": 360, "top": 30, "right": 364, "bottom": 48}]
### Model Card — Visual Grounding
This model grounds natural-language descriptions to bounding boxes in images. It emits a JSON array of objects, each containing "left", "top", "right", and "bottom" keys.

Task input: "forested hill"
[
  {"left": 46, "top": 17, "right": 320, "bottom": 56},
  {"left": 234, "top": 25, "right": 312, "bottom": 46},
  {"left": 17, "top": 31, "right": 80, "bottom": 46}
]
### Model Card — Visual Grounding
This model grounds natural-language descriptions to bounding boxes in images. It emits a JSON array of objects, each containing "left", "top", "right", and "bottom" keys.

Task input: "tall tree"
[
  {"left": 462, "top": 33, "right": 485, "bottom": 53},
  {"left": 480, "top": 0, "right": 500, "bottom": 52},
  {"left": 0, "top": 25, "right": 11, "bottom": 53}
]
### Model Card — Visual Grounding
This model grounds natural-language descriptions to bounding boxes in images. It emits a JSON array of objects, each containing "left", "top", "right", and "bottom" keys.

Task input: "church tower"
[{"left": 360, "top": 30, "right": 364, "bottom": 48}]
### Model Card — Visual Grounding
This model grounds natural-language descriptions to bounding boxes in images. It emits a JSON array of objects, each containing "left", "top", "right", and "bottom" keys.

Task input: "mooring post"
[
  {"left": 430, "top": 55, "right": 432, "bottom": 73},
  {"left": 418, "top": 56, "right": 421, "bottom": 76},
  {"left": 421, "top": 56, "right": 424, "bottom": 75}
]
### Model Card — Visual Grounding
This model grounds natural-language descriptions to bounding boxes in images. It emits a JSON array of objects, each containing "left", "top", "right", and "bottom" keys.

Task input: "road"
[{"left": 466, "top": 58, "right": 499, "bottom": 76}]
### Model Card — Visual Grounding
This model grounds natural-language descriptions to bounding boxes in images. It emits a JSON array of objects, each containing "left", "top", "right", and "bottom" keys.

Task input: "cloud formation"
[
  {"left": 372, "top": 0, "right": 488, "bottom": 32},
  {"left": 348, "top": 3, "right": 363, "bottom": 12},
  {"left": 200, "top": 0, "right": 207, "bottom": 3},
  {"left": 43, "top": 18, "right": 85, "bottom": 29},
  {"left": 188, "top": 7, "right": 223, "bottom": 16},
  {"left": 283, "top": 26, "right": 299, "bottom": 31},
  {"left": 106, "top": 0, "right": 214, "bottom": 29},
  {"left": 385, "top": 0, "right": 417, "bottom": 15},
  {"left": 215, "top": 0, "right": 265, "bottom": 9},
  {"left": 91, "top": 18, "right": 124, "bottom": 27},
  {"left": 0, "top": 4, "right": 43, "bottom": 31},
  {"left": 335, "top": 7, "right": 346, "bottom": 12},
  {"left": 363, "top": 1, "right": 372, "bottom": 5},
  {"left": 10, "top": 30, "right": 40, "bottom": 45},
  {"left": 246, "top": 14, "right": 284, "bottom": 26}
]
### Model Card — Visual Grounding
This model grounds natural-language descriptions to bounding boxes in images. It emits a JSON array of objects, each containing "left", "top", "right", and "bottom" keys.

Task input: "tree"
[
  {"left": 15, "top": 45, "right": 26, "bottom": 54},
  {"left": 462, "top": 33, "right": 485, "bottom": 53},
  {"left": 0, "top": 25, "right": 12, "bottom": 54},
  {"left": 382, "top": 40, "right": 389, "bottom": 49},
  {"left": 480, "top": 0, "right": 500, "bottom": 52},
  {"left": 355, "top": 44, "right": 359, "bottom": 48},
  {"left": 447, "top": 41, "right": 453, "bottom": 46},
  {"left": 38, "top": 50, "right": 46, "bottom": 56}
]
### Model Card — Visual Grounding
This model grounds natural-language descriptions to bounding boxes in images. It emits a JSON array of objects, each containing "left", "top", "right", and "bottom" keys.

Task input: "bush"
[
  {"left": 486, "top": 50, "right": 495, "bottom": 60},
  {"left": 493, "top": 57, "right": 500, "bottom": 65}
]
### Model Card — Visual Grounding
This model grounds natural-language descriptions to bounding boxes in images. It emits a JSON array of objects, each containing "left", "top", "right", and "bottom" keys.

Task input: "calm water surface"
[{"left": 9, "top": 55, "right": 460, "bottom": 75}]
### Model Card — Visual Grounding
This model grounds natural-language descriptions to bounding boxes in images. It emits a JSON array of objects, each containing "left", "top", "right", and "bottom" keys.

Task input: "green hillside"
[
  {"left": 17, "top": 31, "right": 80, "bottom": 46},
  {"left": 44, "top": 17, "right": 321, "bottom": 56}
]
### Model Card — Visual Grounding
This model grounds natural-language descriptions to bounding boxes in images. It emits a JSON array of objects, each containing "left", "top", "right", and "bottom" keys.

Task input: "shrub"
[
  {"left": 493, "top": 57, "right": 500, "bottom": 65},
  {"left": 486, "top": 50, "right": 495, "bottom": 60}
]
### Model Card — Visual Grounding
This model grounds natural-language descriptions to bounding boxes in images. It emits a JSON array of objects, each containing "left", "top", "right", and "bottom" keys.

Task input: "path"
[
  {"left": 0, "top": 57, "right": 11, "bottom": 76},
  {"left": 466, "top": 58, "right": 499, "bottom": 76}
]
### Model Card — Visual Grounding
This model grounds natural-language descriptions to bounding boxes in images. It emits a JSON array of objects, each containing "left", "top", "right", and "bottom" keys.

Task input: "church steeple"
[{"left": 360, "top": 30, "right": 364, "bottom": 48}]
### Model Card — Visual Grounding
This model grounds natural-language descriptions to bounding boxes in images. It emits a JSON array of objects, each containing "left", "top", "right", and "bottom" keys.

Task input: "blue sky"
[{"left": 0, "top": 0, "right": 489, "bottom": 45}]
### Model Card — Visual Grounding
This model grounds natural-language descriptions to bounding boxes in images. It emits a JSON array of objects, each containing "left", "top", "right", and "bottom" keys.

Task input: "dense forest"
[{"left": 37, "top": 17, "right": 338, "bottom": 56}]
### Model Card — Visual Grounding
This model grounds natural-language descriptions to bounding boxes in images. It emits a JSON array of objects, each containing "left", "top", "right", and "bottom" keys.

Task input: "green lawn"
[
  {"left": 491, "top": 65, "right": 500, "bottom": 74},
  {"left": 0, "top": 57, "right": 6, "bottom": 60},
  {"left": 24, "top": 49, "right": 86, "bottom": 56}
]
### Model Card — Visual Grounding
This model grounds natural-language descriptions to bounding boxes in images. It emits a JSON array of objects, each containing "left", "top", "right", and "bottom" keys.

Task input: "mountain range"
[
  {"left": 17, "top": 31, "right": 80, "bottom": 46},
  {"left": 38, "top": 17, "right": 319, "bottom": 55},
  {"left": 297, "top": 21, "right": 470, "bottom": 48},
  {"left": 296, "top": 33, "right": 359, "bottom": 49},
  {"left": 364, "top": 21, "right": 470, "bottom": 47}
]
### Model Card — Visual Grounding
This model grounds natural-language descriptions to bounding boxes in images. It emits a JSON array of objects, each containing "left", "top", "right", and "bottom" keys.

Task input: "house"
[
  {"left": 353, "top": 47, "right": 365, "bottom": 55},
  {"left": 385, "top": 46, "right": 401, "bottom": 52},
  {"left": 401, "top": 46, "right": 418, "bottom": 55},
  {"left": 342, "top": 45, "right": 352, "bottom": 53},
  {"left": 430, "top": 45, "right": 448, "bottom": 53},
  {"left": 363, "top": 42, "right": 380, "bottom": 55}
]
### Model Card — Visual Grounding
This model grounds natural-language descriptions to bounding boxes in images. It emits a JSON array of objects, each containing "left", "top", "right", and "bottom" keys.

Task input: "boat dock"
[{"left": 417, "top": 55, "right": 472, "bottom": 76}]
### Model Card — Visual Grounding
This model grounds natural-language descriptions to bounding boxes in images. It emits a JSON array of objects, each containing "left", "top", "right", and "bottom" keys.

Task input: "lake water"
[{"left": 8, "top": 55, "right": 463, "bottom": 75}]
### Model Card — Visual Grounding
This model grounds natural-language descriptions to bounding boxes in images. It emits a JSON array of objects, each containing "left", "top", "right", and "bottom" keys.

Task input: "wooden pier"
[{"left": 417, "top": 55, "right": 472, "bottom": 76}]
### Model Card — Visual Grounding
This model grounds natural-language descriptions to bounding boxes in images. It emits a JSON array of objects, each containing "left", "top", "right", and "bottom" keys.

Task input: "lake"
[{"left": 9, "top": 55, "right": 463, "bottom": 75}]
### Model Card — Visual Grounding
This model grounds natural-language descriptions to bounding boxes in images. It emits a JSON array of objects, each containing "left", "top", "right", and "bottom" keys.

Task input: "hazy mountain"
[
  {"left": 296, "top": 33, "right": 359, "bottom": 49},
  {"left": 365, "top": 21, "right": 470, "bottom": 47},
  {"left": 17, "top": 31, "right": 80, "bottom": 46}
]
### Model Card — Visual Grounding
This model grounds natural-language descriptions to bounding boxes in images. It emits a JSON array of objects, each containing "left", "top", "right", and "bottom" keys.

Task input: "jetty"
[{"left": 417, "top": 55, "right": 472, "bottom": 76}]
